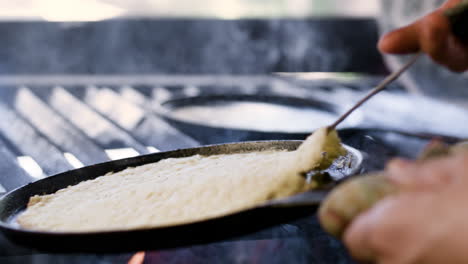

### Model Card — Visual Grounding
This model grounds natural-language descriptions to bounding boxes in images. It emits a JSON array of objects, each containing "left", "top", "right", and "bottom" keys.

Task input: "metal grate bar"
[
  {"left": 0, "top": 139, "right": 32, "bottom": 191},
  {"left": 84, "top": 87, "right": 200, "bottom": 151},
  {"left": 12, "top": 87, "right": 109, "bottom": 165},
  {"left": 34, "top": 86, "right": 150, "bottom": 155},
  {"left": 0, "top": 103, "right": 73, "bottom": 176}
]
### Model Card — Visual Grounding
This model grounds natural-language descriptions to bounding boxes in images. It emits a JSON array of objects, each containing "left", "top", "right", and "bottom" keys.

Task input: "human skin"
[
  {"left": 379, "top": 0, "right": 468, "bottom": 72},
  {"left": 343, "top": 1, "right": 468, "bottom": 262},
  {"left": 344, "top": 153, "right": 468, "bottom": 264}
]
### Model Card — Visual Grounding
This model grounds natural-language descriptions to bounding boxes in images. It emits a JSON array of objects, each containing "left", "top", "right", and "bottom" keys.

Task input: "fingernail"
[{"left": 387, "top": 158, "right": 412, "bottom": 171}]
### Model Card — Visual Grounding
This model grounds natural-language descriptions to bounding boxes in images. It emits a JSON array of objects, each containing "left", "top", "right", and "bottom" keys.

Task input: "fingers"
[
  {"left": 385, "top": 151, "right": 468, "bottom": 193},
  {"left": 343, "top": 207, "right": 376, "bottom": 261},
  {"left": 344, "top": 196, "right": 424, "bottom": 264},
  {"left": 419, "top": 12, "right": 468, "bottom": 72},
  {"left": 343, "top": 149, "right": 468, "bottom": 263},
  {"left": 440, "top": 0, "right": 464, "bottom": 9},
  {"left": 440, "top": 35, "right": 468, "bottom": 72},
  {"left": 344, "top": 194, "right": 438, "bottom": 264},
  {"left": 387, "top": 158, "right": 447, "bottom": 190},
  {"left": 378, "top": 0, "right": 468, "bottom": 72},
  {"left": 377, "top": 11, "right": 450, "bottom": 55},
  {"left": 378, "top": 22, "right": 421, "bottom": 54},
  {"left": 385, "top": 158, "right": 420, "bottom": 187},
  {"left": 385, "top": 157, "right": 453, "bottom": 190},
  {"left": 418, "top": 13, "right": 451, "bottom": 62}
]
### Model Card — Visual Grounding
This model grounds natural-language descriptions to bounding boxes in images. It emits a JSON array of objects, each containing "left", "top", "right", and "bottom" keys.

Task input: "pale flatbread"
[{"left": 17, "top": 127, "right": 345, "bottom": 232}]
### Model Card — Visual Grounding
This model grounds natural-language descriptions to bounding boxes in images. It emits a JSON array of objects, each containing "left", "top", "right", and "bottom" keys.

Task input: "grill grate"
[
  {"left": 1, "top": 74, "right": 468, "bottom": 195},
  {"left": 0, "top": 75, "right": 291, "bottom": 193}
]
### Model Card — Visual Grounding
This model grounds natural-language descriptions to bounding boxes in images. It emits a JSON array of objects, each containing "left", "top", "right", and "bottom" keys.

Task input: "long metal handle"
[{"left": 328, "top": 53, "right": 422, "bottom": 130}]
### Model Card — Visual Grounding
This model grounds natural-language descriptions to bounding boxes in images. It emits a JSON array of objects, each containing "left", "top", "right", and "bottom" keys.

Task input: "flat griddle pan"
[
  {"left": 0, "top": 140, "right": 361, "bottom": 253},
  {"left": 155, "top": 94, "right": 339, "bottom": 144}
]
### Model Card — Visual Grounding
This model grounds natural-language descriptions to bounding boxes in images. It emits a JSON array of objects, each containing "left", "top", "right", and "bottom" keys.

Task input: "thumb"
[{"left": 378, "top": 21, "right": 421, "bottom": 54}]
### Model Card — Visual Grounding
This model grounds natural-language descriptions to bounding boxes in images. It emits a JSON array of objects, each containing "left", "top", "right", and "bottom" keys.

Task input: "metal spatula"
[{"left": 328, "top": 53, "right": 421, "bottom": 131}]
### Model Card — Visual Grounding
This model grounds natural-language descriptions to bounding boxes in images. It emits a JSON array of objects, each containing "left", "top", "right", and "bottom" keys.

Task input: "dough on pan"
[{"left": 18, "top": 127, "right": 345, "bottom": 232}]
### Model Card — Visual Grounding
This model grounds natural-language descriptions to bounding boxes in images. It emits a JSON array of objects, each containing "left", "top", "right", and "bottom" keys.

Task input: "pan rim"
[{"left": 155, "top": 94, "right": 339, "bottom": 134}]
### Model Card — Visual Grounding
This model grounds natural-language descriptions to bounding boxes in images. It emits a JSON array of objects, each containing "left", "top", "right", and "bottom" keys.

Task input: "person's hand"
[
  {"left": 379, "top": 0, "right": 468, "bottom": 72},
  {"left": 344, "top": 152, "right": 468, "bottom": 264}
]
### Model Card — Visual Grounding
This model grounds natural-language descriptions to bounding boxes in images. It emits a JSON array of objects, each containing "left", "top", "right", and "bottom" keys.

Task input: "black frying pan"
[
  {"left": 155, "top": 94, "right": 340, "bottom": 144},
  {"left": 0, "top": 141, "right": 362, "bottom": 253}
]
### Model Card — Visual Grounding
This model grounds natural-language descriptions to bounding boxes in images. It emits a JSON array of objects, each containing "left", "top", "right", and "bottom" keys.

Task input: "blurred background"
[
  {"left": 2, "top": 1, "right": 468, "bottom": 264},
  {"left": 2, "top": 0, "right": 466, "bottom": 101},
  {"left": 3, "top": 0, "right": 379, "bottom": 20},
  {"left": 0, "top": 0, "right": 384, "bottom": 75}
]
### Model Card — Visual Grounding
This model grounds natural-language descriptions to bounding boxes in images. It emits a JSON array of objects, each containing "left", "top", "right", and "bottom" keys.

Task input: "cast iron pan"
[
  {"left": 0, "top": 141, "right": 361, "bottom": 253},
  {"left": 155, "top": 94, "right": 341, "bottom": 144}
]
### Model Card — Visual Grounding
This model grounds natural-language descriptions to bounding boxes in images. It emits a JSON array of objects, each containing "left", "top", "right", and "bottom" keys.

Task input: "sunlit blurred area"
[
  {"left": 2, "top": 0, "right": 379, "bottom": 21},
  {"left": 0, "top": 0, "right": 385, "bottom": 76}
]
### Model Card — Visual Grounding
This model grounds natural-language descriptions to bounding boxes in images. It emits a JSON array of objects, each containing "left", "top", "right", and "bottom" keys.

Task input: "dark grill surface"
[{"left": 1, "top": 74, "right": 468, "bottom": 264}]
